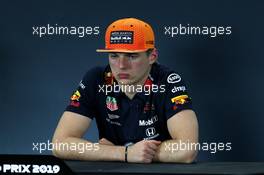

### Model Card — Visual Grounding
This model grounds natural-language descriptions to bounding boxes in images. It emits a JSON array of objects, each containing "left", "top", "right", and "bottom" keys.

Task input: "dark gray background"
[{"left": 1, "top": 0, "right": 263, "bottom": 161}]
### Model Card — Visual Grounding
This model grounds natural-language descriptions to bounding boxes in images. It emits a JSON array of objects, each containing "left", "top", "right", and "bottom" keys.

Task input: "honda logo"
[{"left": 146, "top": 127, "right": 156, "bottom": 137}]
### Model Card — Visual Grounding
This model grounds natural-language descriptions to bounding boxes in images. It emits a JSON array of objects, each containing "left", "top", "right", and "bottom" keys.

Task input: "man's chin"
[
  {"left": 119, "top": 80, "right": 131, "bottom": 85},
  {"left": 117, "top": 79, "right": 134, "bottom": 85}
]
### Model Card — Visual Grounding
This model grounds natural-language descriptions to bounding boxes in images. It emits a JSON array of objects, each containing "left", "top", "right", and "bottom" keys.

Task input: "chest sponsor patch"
[
  {"left": 106, "top": 96, "right": 118, "bottom": 111},
  {"left": 143, "top": 102, "right": 155, "bottom": 113},
  {"left": 144, "top": 127, "right": 159, "bottom": 140},
  {"left": 106, "top": 118, "right": 121, "bottom": 126},
  {"left": 139, "top": 115, "right": 158, "bottom": 126},
  {"left": 108, "top": 113, "right": 120, "bottom": 119}
]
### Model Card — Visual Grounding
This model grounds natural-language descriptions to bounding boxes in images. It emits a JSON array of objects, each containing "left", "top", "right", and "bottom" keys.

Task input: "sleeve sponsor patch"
[
  {"left": 70, "top": 90, "right": 81, "bottom": 101},
  {"left": 70, "top": 90, "right": 81, "bottom": 107},
  {"left": 167, "top": 73, "right": 181, "bottom": 83},
  {"left": 171, "top": 95, "right": 189, "bottom": 104},
  {"left": 170, "top": 95, "right": 191, "bottom": 111}
]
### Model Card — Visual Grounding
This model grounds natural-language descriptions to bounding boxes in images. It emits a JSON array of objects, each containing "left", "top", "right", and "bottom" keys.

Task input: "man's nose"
[{"left": 118, "top": 57, "right": 130, "bottom": 69}]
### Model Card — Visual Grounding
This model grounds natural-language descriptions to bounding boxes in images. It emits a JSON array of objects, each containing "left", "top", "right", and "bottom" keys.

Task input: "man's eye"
[
  {"left": 129, "top": 55, "right": 139, "bottom": 60},
  {"left": 109, "top": 54, "right": 118, "bottom": 59}
]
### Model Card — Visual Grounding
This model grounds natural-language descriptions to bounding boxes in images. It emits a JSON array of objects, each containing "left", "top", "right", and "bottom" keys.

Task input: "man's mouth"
[{"left": 118, "top": 73, "right": 130, "bottom": 79}]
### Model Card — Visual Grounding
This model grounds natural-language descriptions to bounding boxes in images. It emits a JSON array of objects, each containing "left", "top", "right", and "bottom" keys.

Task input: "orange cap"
[{"left": 96, "top": 18, "right": 155, "bottom": 53}]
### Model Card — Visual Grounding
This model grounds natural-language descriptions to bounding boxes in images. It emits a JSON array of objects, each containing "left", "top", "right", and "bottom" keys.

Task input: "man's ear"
[{"left": 149, "top": 48, "right": 158, "bottom": 64}]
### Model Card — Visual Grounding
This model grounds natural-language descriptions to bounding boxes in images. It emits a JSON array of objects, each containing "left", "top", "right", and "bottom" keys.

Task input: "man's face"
[{"left": 108, "top": 50, "right": 156, "bottom": 85}]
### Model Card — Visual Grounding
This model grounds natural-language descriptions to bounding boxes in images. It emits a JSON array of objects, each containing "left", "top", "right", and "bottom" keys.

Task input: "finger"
[
  {"left": 99, "top": 139, "right": 103, "bottom": 144},
  {"left": 143, "top": 145, "right": 157, "bottom": 157},
  {"left": 99, "top": 138, "right": 107, "bottom": 144},
  {"left": 143, "top": 152, "right": 155, "bottom": 160},
  {"left": 99, "top": 138, "right": 114, "bottom": 145},
  {"left": 143, "top": 158, "right": 152, "bottom": 163},
  {"left": 104, "top": 139, "right": 114, "bottom": 145},
  {"left": 147, "top": 142, "right": 159, "bottom": 151},
  {"left": 144, "top": 140, "right": 161, "bottom": 151},
  {"left": 149, "top": 140, "right": 162, "bottom": 145},
  {"left": 145, "top": 147, "right": 156, "bottom": 156}
]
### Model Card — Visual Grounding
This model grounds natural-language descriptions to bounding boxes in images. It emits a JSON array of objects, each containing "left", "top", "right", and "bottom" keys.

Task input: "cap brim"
[{"left": 96, "top": 48, "right": 149, "bottom": 53}]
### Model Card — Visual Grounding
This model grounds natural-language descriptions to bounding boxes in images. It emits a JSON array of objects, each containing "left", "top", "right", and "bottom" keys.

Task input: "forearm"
[
  {"left": 154, "top": 139, "right": 198, "bottom": 163},
  {"left": 52, "top": 137, "right": 125, "bottom": 161}
]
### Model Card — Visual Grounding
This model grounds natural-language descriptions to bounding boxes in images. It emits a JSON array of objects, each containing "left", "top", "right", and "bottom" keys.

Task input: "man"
[{"left": 52, "top": 18, "right": 199, "bottom": 163}]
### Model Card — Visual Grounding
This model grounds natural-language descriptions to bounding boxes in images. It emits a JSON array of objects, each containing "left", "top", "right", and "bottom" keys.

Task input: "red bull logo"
[
  {"left": 71, "top": 90, "right": 81, "bottom": 101},
  {"left": 171, "top": 95, "right": 189, "bottom": 110},
  {"left": 70, "top": 90, "right": 81, "bottom": 107}
]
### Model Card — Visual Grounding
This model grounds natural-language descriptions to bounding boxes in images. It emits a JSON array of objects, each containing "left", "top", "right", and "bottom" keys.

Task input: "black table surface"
[{"left": 65, "top": 161, "right": 264, "bottom": 175}]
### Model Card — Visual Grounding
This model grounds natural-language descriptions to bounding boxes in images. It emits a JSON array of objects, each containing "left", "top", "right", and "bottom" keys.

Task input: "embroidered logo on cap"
[{"left": 110, "top": 31, "right": 133, "bottom": 44}]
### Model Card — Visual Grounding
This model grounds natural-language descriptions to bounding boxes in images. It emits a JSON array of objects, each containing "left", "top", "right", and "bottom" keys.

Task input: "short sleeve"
[
  {"left": 163, "top": 72, "right": 193, "bottom": 120},
  {"left": 65, "top": 67, "right": 102, "bottom": 119}
]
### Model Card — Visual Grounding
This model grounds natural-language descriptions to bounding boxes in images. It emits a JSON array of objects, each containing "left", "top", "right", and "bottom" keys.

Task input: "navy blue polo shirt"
[{"left": 65, "top": 63, "right": 193, "bottom": 146}]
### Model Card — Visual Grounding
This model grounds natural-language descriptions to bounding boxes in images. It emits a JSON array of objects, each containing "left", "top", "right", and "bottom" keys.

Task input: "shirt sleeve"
[
  {"left": 65, "top": 67, "right": 102, "bottom": 119},
  {"left": 163, "top": 72, "right": 193, "bottom": 120}
]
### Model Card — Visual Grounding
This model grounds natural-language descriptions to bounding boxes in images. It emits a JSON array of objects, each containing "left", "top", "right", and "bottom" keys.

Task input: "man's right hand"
[{"left": 127, "top": 140, "right": 161, "bottom": 163}]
